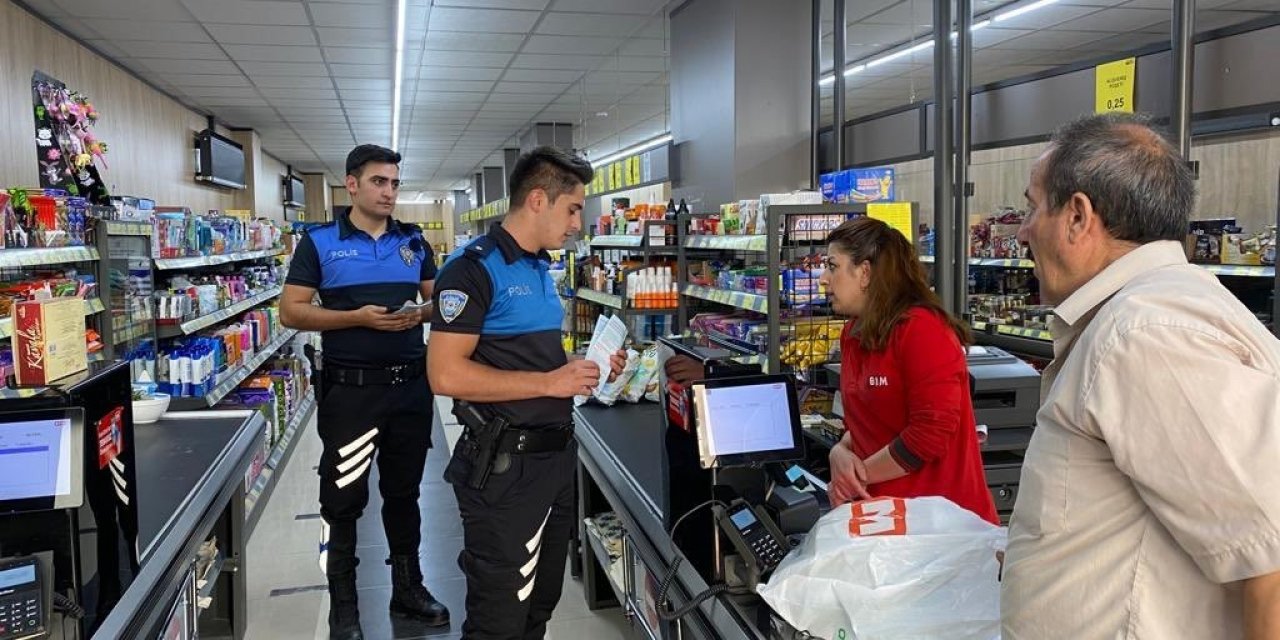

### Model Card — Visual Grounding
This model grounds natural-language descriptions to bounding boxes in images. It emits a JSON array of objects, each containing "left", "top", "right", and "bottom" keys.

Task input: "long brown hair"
[{"left": 827, "top": 217, "right": 971, "bottom": 351}]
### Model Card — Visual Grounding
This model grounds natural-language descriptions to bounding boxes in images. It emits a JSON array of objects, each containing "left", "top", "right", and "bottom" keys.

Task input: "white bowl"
[{"left": 132, "top": 394, "right": 171, "bottom": 424}]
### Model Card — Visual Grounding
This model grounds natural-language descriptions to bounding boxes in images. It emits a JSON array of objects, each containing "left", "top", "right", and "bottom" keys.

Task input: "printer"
[{"left": 966, "top": 345, "right": 1041, "bottom": 430}]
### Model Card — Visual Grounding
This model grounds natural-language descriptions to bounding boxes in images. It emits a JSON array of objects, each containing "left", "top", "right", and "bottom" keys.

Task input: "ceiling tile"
[
  {"left": 329, "top": 63, "right": 392, "bottom": 78},
  {"left": 485, "top": 93, "right": 553, "bottom": 105},
  {"left": 197, "top": 96, "right": 273, "bottom": 107},
  {"left": 80, "top": 19, "right": 211, "bottom": 43},
  {"left": 225, "top": 44, "right": 325, "bottom": 62},
  {"left": 491, "top": 81, "right": 570, "bottom": 95},
  {"left": 419, "top": 51, "right": 514, "bottom": 67},
  {"left": 972, "top": 27, "right": 1033, "bottom": 47},
  {"left": 256, "top": 75, "right": 337, "bottom": 88},
  {"left": 177, "top": 86, "right": 263, "bottom": 99},
  {"left": 282, "top": 107, "right": 347, "bottom": 116},
  {"left": 1080, "top": 32, "right": 1165, "bottom": 52},
  {"left": 285, "top": 115, "right": 349, "bottom": 124},
  {"left": 118, "top": 41, "right": 227, "bottom": 60},
  {"left": 509, "top": 53, "right": 598, "bottom": 70},
  {"left": 429, "top": 7, "right": 540, "bottom": 32},
  {"left": 424, "top": 31, "right": 526, "bottom": 52},
  {"left": 325, "top": 47, "right": 394, "bottom": 65},
  {"left": 500, "top": 68, "right": 584, "bottom": 83},
  {"left": 988, "top": 4, "right": 1100, "bottom": 29},
  {"left": 140, "top": 58, "right": 242, "bottom": 75},
  {"left": 523, "top": 35, "right": 620, "bottom": 56},
  {"left": 549, "top": 0, "right": 664, "bottom": 14},
  {"left": 184, "top": 0, "right": 309, "bottom": 25},
  {"left": 1220, "top": 0, "right": 1280, "bottom": 8},
  {"left": 617, "top": 38, "right": 665, "bottom": 56},
  {"left": 994, "top": 29, "right": 1111, "bottom": 50},
  {"left": 259, "top": 87, "right": 339, "bottom": 100},
  {"left": 206, "top": 24, "right": 317, "bottom": 45},
  {"left": 242, "top": 61, "right": 331, "bottom": 76},
  {"left": 167, "top": 74, "right": 253, "bottom": 88},
  {"left": 418, "top": 79, "right": 496, "bottom": 92},
  {"left": 1054, "top": 7, "right": 1168, "bottom": 31},
  {"left": 336, "top": 77, "right": 393, "bottom": 91},
  {"left": 536, "top": 13, "right": 650, "bottom": 36},
  {"left": 309, "top": 2, "right": 393, "bottom": 28},
  {"left": 316, "top": 27, "right": 390, "bottom": 47},
  {"left": 54, "top": 0, "right": 190, "bottom": 21},
  {"left": 339, "top": 87, "right": 392, "bottom": 100},
  {"left": 846, "top": 0, "right": 904, "bottom": 23},
  {"left": 419, "top": 66, "right": 505, "bottom": 81},
  {"left": 613, "top": 56, "right": 666, "bottom": 73},
  {"left": 415, "top": 92, "right": 487, "bottom": 106}
]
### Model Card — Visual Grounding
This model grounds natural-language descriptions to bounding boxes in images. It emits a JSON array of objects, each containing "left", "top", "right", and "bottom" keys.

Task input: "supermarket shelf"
[
  {"left": 972, "top": 257, "right": 1035, "bottom": 269},
  {"left": 154, "top": 248, "right": 283, "bottom": 271},
  {"left": 589, "top": 235, "right": 643, "bottom": 248},
  {"left": 245, "top": 388, "right": 316, "bottom": 534},
  {"left": 995, "top": 324, "right": 1052, "bottom": 342},
  {"left": 157, "top": 287, "right": 281, "bottom": 338},
  {"left": 681, "top": 283, "right": 769, "bottom": 314},
  {"left": 582, "top": 525, "right": 627, "bottom": 607},
  {"left": 683, "top": 235, "right": 768, "bottom": 252},
  {"left": 105, "top": 220, "right": 153, "bottom": 236},
  {"left": 195, "top": 549, "right": 225, "bottom": 605},
  {"left": 731, "top": 354, "right": 766, "bottom": 366},
  {"left": 1201, "top": 263, "right": 1275, "bottom": 278},
  {"left": 169, "top": 329, "right": 298, "bottom": 410},
  {"left": 0, "top": 297, "right": 106, "bottom": 340},
  {"left": 974, "top": 328, "right": 1054, "bottom": 360},
  {"left": 0, "top": 245, "right": 99, "bottom": 268},
  {"left": 699, "top": 329, "right": 763, "bottom": 356},
  {"left": 113, "top": 322, "right": 153, "bottom": 345},
  {"left": 576, "top": 288, "right": 623, "bottom": 310}
]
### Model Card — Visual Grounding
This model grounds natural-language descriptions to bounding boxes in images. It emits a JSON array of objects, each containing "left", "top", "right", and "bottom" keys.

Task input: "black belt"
[
  {"left": 325, "top": 362, "right": 424, "bottom": 386},
  {"left": 464, "top": 425, "right": 574, "bottom": 454}
]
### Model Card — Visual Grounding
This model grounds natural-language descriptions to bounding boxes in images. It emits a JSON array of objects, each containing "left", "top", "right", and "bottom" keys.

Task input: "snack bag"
[
  {"left": 621, "top": 345, "right": 660, "bottom": 403},
  {"left": 593, "top": 349, "right": 639, "bottom": 406}
]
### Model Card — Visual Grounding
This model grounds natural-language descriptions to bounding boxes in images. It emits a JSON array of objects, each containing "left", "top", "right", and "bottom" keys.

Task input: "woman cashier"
[{"left": 818, "top": 217, "right": 998, "bottom": 524}]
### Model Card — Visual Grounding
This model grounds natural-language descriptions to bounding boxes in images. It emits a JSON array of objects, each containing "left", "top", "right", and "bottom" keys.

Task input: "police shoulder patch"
[{"left": 438, "top": 290, "right": 469, "bottom": 324}]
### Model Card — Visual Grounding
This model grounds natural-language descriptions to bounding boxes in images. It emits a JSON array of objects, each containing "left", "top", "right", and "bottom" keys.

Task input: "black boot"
[
  {"left": 327, "top": 572, "right": 363, "bottom": 640},
  {"left": 387, "top": 555, "right": 450, "bottom": 626}
]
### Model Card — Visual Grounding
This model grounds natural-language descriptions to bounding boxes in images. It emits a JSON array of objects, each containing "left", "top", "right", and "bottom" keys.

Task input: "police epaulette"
[{"left": 462, "top": 236, "right": 497, "bottom": 260}]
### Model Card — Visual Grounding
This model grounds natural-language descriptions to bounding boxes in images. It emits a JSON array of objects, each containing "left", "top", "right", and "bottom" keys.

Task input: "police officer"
[
  {"left": 428, "top": 146, "right": 623, "bottom": 639},
  {"left": 281, "top": 144, "right": 449, "bottom": 640}
]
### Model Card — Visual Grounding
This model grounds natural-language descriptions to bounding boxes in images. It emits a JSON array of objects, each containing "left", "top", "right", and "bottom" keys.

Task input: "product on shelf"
[
  {"left": 155, "top": 265, "right": 281, "bottom": 323},
  {"left": 1187, "top": 218, "right": 1277, "bottom": 266},
  {"left": 107, "top": 195, "right": 155, "bottom": 222},
  {"left": 152, "top": 208, "right": 283, "bottom": 259},
  {"left": 595, "top": 199, "right": 676, "bottom": 238},
  {"left": 155, "top": 304, "right": 284, "bottom": 398},
  {"left": 13, "top": 297, "right": 89, "bottom": 385},
  {"left": 970, "top": 208, "right": 1029, "bottom": 259},
  {"left": 0, "top": 187, "right": 96, "bottom": 249}
]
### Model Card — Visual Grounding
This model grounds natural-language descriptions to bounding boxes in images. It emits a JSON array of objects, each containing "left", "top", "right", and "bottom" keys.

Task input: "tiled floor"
[{"left": 241, "top": 396, "right": 636, "bottom": 640}]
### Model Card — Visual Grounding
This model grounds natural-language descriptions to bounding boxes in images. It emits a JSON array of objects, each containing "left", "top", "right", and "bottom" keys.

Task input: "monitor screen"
[
  {"left": 0, "top": 408, "right": 84, "bottom": 514},
  {"left": 691, "top": 374, "right": 805, "bottom": 469}
]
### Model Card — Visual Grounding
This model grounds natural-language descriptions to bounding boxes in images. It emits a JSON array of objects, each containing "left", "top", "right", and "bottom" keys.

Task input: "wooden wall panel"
[
  {"left": 257, "top": 152, "right": 287, "bottom": 223},
  {"left": 0, "top": 0, "right": 236, "bottom": 211}
]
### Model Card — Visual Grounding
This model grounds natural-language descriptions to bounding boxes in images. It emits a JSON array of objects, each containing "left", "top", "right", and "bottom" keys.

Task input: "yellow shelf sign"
[
  {"left": 1095, "top": 57, "right": 1136, "bottom": 113},
  {"left": 867, "top": 202, "right": 914, "bottom": 242}
]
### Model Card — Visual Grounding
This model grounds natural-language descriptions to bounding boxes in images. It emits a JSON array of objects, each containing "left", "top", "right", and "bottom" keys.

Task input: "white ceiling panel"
[
  {"left": 225, "top": 44, "right": 325, "bottom": 62},
  {"left": 419, "top": 51, "right": 514, "bottom": 67},
  {"left": 415, "top": 93, "right": 488, "bottom": 105},
  {"left": 613, "top": 56, "right": 666, "bottom": 72},
  {"left": 1055, "top": 7, "right": 1168, "bottom": 31},
  {"left": 329, "top": 63, "right": 392, "bottom": 78},
  {"left": 140, "top": 58, "right": 242, "bottom": 75},
  {"left": 419, "top": 66, "right": 505, "bottom": 81},
  {"left": 429, "top": 7, "right": 541, "bottom": 32},
  {"left": 492, "top": 81, "right": 570, "bottom": 94},
  {"left": 509, "top": 53, "right": 598, "bottom": 69},
  {"left": 197, "top": 96, "right": 273, "bottom": 107},
  {"left": 316, "top": 27, "right": 393, "bottom": 47},
  {"left": 617, "top": 38, "right": 665, "bottom": 56},
  {"left": 995, "top": 29, "right": 1112, "bottom": 50},
  {"left": 1081, "top": 32, "right": 1166, "bottom": 51},
  {"left": 485, "top": 93, "right": 554, "bottom": 105},
  {"left": 183, "top": 0, "right": 309, "bottom": 25},
  {"left": 1220, "top": 0, "right": 1280, "bottom": 8},
  {"left": 424, "top": 31, "right": 527, "bottom": 52},
  {"left": 335, "top": 77, "right": 393, "bottom": 91},
  {"left": 206, "top": 24, "right": 318, "bottom": 45},
  {"left": 549, "top": 0, "right": 664, "bottom": 14},
  {"left": 536, "top": 12, "right": 649, "bottom": 36},
  {"left": 861, "top": 2, "right": 934, "bottom": 28},
  {"left": 340, "top": 88, "right": 392, "bottom": 101},
  {"left": 417, "top": 79, "right": 497, "bottom": 92},
  {"left": 167, "top": 73, "right": 253, "bottom": 88},
  {"left": 972, "top": 27, "right": 1034, "bottom": 47},
  {"left": 989, "top": 4, "right": 1102, "bottom": 29},
  {"left": 242, "top": 61, "right": 331, "bottom": 76},
  {"left": 309, "top": 2, "right": 393, "bottom": 28},
  {"left": 501, "top": 68, "right": 585, "bottom": 82},
  {"left": 523, "top": 35, "right": 620, "bottom": 55},
  {"left": 120, "top": 41, "right": 227, "bottom": 60},
  {"left": 325, "top": 47, "right": 394, "bottom": 65},
  {"left": 81, "top": 19, "right": 211, "bottom": 42},
  {"left": 178, "top": 86, "right": 263, "bottom": 99},
  {"left": 256, "top": 75, "right": 337, "bottom": 89},
  {"left": 55, "top": 0, "right": 192, "bottom": 21}
]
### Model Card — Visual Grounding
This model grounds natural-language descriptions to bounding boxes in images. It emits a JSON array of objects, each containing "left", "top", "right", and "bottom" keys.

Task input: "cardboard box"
[{"left": 13, "top": 297, "right": 88, "bottom": 385}]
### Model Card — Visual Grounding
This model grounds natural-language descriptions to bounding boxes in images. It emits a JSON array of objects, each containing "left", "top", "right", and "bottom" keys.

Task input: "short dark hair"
[
  {"left": 346, "top": 144, "right": 401, "bottom": 178},
  {"left": 508, "top": 146, "right": 593, "bottom": 208},
  {"left": 1042, "top": 112, "right": 1194, "bottom": 244}
]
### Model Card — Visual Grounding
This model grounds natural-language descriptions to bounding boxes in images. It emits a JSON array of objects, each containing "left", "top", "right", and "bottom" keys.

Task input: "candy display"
[{"left": 0, "top": 187, "right": 97, "bottom": 248}]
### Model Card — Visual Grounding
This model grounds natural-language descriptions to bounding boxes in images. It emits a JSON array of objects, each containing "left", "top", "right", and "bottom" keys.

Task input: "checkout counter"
[
  {"left": 572, "top": 340, "right": 1041, "bottom": 639},
  {"left": 0, "top": 361, "right": 269, "bottom": 640}
]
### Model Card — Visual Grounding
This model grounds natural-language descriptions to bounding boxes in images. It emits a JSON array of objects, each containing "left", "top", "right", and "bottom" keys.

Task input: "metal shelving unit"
[
  {"left": 154, "top": 248, "right": 284, "bottom": 271},
  {"left": 571, "top": 220, "right": 680, "bottom": 343},
  {"left": 0, "top": 297, "right": 104, "bottom": 340},
  {"left": 156, "top": 287, "right": 282, "bottom": 338},
  {"left": 245, "top": 388, "right": 316, "bottom": 534}
]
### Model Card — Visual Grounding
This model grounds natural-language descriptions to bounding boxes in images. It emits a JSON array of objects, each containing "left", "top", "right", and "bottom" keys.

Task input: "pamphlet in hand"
[{"left": 575, "top": 313, "right": 628, "bottom": 406}]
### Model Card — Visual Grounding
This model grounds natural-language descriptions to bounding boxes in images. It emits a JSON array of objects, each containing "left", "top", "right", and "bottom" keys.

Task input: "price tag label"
[{"left": 1095, "top": 58, "right": 1136, "bottom": 113}]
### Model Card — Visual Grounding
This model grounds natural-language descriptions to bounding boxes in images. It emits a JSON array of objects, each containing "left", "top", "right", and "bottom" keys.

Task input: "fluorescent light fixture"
[
  {"left": 820, "top": 74, "right": 835, "bottom": 86},
  {"left": 590, "top": 133, "right": 673, "bottom": 167},
  {"left": 866, "top": 40, "right": 933, "bottom": 68},
  {"left": 390, "top": 0, "right": 407, "bottom": 151},
  {"left": 994, "top": 0, "right": 1059, "bottom": 23}
]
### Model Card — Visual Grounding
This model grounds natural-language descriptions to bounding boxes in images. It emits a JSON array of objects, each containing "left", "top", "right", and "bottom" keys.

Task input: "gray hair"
[{"left": 1043, "top": 112, "right": 1195, "bottom": 244}]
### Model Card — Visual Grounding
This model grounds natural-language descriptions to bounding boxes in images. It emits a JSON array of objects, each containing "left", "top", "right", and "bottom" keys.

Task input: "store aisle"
[{"left": 241, "top": 397, "right": 636, "bottom": 639}]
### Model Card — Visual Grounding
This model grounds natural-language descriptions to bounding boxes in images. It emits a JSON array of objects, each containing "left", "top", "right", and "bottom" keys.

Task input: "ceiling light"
[
  {"left": 591, "top": 133, "right": 673, "bottom": 167},
  {"left": 390, "top": 0, "right": 407, "bottom": 151},
  {"left": 994, "top": 0, "right": 1059, "bottom": 23}
]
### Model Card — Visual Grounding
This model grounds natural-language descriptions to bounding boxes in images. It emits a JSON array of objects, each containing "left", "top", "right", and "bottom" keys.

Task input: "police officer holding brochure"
[{"left": 428, "top": 146, "right": 624, "bottom": 640}]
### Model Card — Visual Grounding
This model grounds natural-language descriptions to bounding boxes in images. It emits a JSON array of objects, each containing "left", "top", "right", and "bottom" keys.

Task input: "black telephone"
[
  {"left": 0, "top": 555, "right": 50, "bottom": 640},
  {"left": 717, "top": 499, "right": 790, "bottom": 580}
]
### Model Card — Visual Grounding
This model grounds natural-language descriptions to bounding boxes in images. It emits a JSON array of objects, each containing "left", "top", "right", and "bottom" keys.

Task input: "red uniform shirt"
[{"left": 839, "top": 306, "right": 999, "bottom": 524}]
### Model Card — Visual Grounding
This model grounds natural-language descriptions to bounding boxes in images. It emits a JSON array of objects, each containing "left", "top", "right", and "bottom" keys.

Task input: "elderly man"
[{"left": 1001, "top": 112, "right": 1280, "bottom": 639}]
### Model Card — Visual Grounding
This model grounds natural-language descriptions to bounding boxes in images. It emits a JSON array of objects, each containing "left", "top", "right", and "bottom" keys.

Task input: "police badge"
[
  {"left": 399, "top": 244, "right": 415, "bottom": 266},
  {"left": 439, "top": 290, "right": 469, "bottom": 324}
]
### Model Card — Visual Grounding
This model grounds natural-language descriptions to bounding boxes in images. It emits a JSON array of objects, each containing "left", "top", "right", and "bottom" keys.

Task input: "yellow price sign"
[
  {"left": 1095, "top": 57, "right": 1135, "bottom": 113},
  {"left": 867, "top": 202, "right": 914, "bottom": 242}
]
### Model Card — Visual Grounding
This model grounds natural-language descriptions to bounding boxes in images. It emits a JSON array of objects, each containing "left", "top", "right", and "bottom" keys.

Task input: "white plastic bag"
[{"left": 757, "top": 496, "right": 1005, "bottom": 640}]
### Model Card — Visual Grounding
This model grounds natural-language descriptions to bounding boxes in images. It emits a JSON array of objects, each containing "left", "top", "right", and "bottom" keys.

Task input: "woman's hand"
[{"left": 828, "top": 433, "right": 873, "bottom": 506}]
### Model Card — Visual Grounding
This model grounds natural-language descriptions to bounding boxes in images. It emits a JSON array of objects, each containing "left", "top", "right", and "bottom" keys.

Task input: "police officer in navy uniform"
[
  {"left": 281, "top": 144, "right": 449, "bottom": 640},
  {"left": 429, "top": 146, "right": 624, "bottom": 639}
]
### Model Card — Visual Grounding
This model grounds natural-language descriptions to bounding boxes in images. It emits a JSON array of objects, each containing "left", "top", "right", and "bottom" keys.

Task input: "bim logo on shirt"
[{"left": 868, "top": 375, "right": 890, "bottom": 387}]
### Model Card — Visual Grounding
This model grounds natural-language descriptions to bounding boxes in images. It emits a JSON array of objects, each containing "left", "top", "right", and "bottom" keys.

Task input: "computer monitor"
[
  {"left": 689, "top": 374, "right": 805, "bottom": 469},
  {"left": 0, "top": 407, "right": 85, "bottom": 515}
]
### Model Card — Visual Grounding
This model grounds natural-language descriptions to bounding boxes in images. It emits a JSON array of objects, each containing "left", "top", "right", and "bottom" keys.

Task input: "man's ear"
[
  {"left": 345, "top": 174, "right": 358, "bottom": 194},
  {"left": 526, "top": 188, "right": 546, "bottom": 214},
  {"left": 1065, "top": 191, "right": 1097, "bottom": 244}
]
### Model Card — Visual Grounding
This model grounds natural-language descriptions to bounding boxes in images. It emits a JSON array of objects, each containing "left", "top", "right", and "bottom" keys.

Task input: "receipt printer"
[{"left": 966, "top": 346, "right": 1040, "bottom": 429}]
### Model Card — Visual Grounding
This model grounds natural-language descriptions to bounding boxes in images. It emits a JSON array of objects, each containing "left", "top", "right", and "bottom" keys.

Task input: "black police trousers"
[
  {"left": 445, "top": 440, "right": 577, "bottom": 640},
  {"left": 317, "top": 371, "right": 434, "bottom": 577}
]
